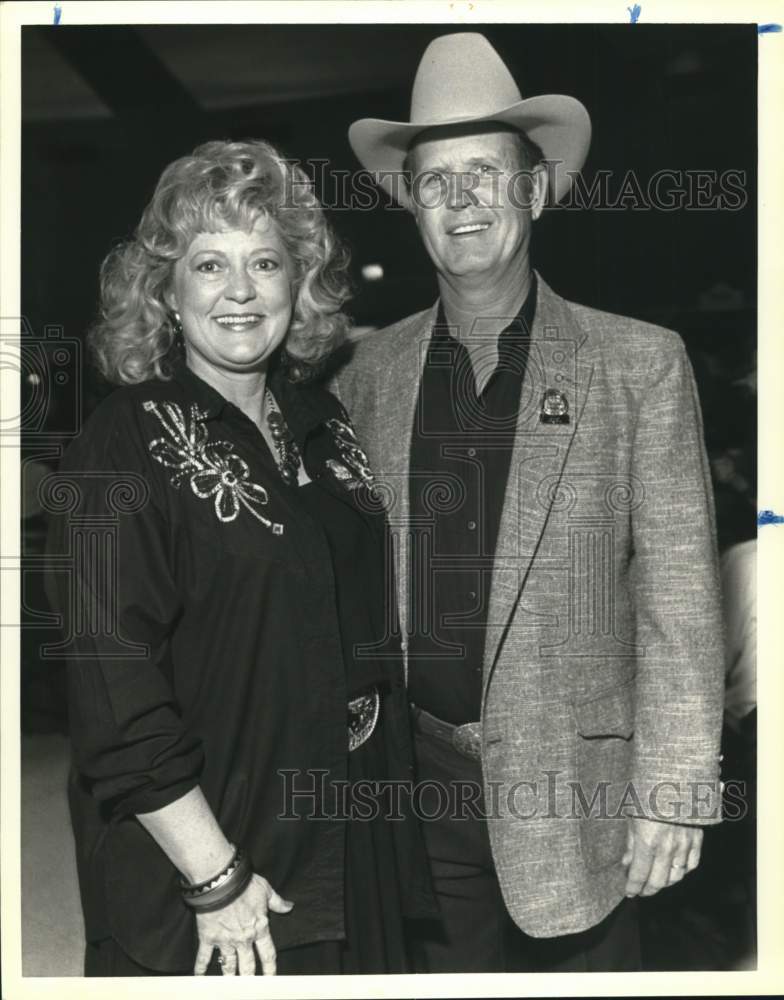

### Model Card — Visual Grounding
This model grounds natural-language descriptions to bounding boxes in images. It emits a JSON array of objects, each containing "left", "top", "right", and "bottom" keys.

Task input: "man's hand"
[{"left": 622, "top": 816, "right": 703, "bottom": 897}]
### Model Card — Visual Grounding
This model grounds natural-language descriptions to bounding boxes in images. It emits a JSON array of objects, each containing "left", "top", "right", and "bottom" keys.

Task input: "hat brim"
[{"left": 348, "top": 94, "right": 591, "bottom": 207}]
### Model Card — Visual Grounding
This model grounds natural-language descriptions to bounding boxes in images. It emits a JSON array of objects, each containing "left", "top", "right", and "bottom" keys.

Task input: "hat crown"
[{"left": 410, "top": 33, "right": 523, "bottom": 125}]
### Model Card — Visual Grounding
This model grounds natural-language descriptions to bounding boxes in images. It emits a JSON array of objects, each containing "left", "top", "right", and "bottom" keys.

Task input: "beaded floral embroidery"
[
  {"left": 143, "top": 401, "right": 284, "bottom": 535},
  {"left": 325, "top": 418, "right": 376, "bottom": 491}
]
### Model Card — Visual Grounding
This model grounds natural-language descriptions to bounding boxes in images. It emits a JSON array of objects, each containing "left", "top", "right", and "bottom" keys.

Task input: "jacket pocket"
[
  {"left": 573, "top": 679, "right": 636, "bottom": 871},
  {"left": 575, "top": 677, "right": 635, "bottom": 740}
]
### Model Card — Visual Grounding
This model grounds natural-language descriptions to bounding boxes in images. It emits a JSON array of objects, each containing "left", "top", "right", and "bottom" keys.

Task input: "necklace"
[{"left": 264, "top": 389, "right": 301, "bottom": 486}]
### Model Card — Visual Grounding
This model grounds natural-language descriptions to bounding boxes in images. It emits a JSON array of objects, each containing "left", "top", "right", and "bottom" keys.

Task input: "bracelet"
[
  {"left": 179, "top": 844, "right": 239, "bottom": 893},
  {"left": 179, "top": 846, "right": 253, "bottom": 913}
]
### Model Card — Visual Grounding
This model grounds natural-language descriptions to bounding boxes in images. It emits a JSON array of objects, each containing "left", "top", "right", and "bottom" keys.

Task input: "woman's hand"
[
  {"left": 135, "top": 788, "right": 293, "bottom": 975},
  {"left": 193, "top": 873, "right": 294, "bottom": 976}
]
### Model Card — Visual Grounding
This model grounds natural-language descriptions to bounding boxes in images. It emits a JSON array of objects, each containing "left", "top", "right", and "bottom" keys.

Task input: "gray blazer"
[{"left": 331, "top": 273, "right": 725, "bottom": 937}]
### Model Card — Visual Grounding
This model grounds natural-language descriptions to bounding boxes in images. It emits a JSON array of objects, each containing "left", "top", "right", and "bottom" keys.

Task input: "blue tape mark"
[
  {"left": 757, "top": 509, "right": 784, "bottom": 526},
  {"left": 627, "top": 4, "right": 642, "bottom": 23},
  {"left": 758, "top": 23, "right": 782, "bottom": 33},
  {"left": 53, "top": 3, "right": 62, "bottom": 24}
]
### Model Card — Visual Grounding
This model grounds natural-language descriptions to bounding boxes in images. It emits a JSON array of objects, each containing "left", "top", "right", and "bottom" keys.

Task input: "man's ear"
[
  {"left": 403, "top": 146, "right": 419, "bottom": 218},
  {"left": 531, "top": 163, "right": 549, "bottom": 221}
]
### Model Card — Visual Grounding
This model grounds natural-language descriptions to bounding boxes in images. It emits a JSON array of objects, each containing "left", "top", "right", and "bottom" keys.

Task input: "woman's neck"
[{"left": 185, "top": 354, "right": 268, "bottom": 428}]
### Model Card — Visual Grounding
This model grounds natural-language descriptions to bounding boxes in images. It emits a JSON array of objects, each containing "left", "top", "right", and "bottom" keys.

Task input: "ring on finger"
[{"left": 671, "top": 860, "right": 686, "bottom": 868}]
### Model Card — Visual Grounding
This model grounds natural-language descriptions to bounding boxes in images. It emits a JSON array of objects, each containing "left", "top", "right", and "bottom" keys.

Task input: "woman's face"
[{"left": 167, "top": 217, "right": 294, "bottom": 379}]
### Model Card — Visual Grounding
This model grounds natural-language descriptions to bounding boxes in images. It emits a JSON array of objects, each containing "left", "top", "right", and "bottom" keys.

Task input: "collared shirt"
[
  {"left": 46, "top": 360, "right": 432, "bottom": 969},
  {"left": 407, "top": 276, "right": 538, "bottom": 725}
]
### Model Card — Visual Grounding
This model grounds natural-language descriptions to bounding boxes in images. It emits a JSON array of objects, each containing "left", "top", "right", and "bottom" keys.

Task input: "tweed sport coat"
[{"left": 330, "top": 273, "right": 725, "bottom": 937}]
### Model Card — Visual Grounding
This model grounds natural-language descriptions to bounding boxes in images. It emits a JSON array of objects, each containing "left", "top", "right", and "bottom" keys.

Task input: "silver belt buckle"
[
  {"left": 348, "top": 686, "right": 380, "bottom": 751},
  {"left": 451, "top": 721, "right": 482, "bottom": 761}
]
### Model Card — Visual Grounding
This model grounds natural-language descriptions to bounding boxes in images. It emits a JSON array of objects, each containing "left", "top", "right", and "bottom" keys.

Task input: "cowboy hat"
[{"left": 348, "top": 32, "right": 591, "bottom": 207}]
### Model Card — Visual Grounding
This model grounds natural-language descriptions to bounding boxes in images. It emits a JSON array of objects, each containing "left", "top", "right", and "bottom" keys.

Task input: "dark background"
[{"left": 19, "top": 22, "right": 757, "bottom": 971}]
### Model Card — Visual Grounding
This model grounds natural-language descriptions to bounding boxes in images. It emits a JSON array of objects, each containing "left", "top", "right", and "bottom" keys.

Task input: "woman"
[{"left": 46, "top": 139, "right": 435, "bottom": 976}]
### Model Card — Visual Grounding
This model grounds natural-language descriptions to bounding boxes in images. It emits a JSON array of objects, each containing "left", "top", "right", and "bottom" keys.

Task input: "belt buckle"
[
  {"left": 348, "top": 686, "right": 380, "bottom": 751},
  {"left": 451, "top": 721, "right": 482, "bottom": 761}
]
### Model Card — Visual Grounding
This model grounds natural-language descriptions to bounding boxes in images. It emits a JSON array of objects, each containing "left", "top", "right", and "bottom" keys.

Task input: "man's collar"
[{"left": 433, "top": 271, "right": 538, "bottom": 340}]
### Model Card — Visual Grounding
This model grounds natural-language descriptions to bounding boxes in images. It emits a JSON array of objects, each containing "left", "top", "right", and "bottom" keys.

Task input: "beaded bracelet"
[{"left": 179, "top": 846, "right": 253, "bottom": 913}]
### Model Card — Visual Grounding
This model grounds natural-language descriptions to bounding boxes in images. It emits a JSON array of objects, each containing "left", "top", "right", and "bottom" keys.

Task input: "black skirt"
[{"left": 277, "top": 704, "right": 411, "bottom": 974}]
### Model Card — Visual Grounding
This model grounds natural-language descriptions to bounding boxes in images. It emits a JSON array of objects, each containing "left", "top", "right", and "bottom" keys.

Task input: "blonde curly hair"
[{"left": 90, "top": 139, "right": 350, "bottom": 384}]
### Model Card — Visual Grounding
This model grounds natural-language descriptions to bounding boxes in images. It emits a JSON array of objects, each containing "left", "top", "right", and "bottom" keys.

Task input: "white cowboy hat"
[{"left": 348, "top": 32, "right": 591, "bottom": 207}]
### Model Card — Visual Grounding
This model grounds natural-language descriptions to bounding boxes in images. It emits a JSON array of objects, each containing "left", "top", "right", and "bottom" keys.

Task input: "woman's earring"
[{"left": 172, "top": 312, "right": 183, "bottom": 338}]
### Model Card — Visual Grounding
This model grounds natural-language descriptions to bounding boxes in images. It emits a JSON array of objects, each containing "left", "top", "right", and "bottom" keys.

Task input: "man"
[{"left": 332, "top": 32, "right": 724, "bottom": 972}]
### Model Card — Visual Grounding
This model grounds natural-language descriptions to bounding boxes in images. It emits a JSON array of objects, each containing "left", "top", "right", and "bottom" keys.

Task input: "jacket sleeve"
[
  {"left": 45, "top": 402, "right": 204, "bottom": 818},
  {"left": 628, "top": 335, "right": 725, "bottom": 825}
]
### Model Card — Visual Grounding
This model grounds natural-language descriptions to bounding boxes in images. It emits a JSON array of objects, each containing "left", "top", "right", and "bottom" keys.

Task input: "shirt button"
[
  {"left": 467, "top": 520, "right": 477, "bottom": 531},
  {"left": 468, "top": 590, "right": 477, "bottom": 600},
  {"left": 467, "top": 447, "right": 477, "bottom": 457}
]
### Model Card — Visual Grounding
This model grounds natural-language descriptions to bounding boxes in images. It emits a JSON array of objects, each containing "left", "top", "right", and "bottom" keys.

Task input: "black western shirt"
[
  {"left": 46, "top": 360, "right": 433, "bottom": 971},
  {"left": 408, "top": 277, "right": 537, "bottom": 725}
]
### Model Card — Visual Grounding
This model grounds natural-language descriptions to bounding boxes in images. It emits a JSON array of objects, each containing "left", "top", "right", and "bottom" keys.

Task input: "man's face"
[{"left": 409, "top": 129, "right": 546, "bottom": 287}]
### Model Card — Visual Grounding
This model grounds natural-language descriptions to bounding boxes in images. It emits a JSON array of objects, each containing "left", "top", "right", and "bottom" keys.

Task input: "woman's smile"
[{"left": 213, "top": 313, "right": 266, "bottom": 332}]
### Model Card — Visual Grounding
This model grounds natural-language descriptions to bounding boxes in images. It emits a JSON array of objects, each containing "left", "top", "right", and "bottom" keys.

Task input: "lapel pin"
[{"left": 540, "top": 388, "right": 570, "bottom": 424}]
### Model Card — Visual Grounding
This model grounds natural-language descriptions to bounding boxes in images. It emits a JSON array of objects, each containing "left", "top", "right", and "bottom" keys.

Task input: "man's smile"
[{"left": 447, "top": 221, "right": 492, "bottom": 236}]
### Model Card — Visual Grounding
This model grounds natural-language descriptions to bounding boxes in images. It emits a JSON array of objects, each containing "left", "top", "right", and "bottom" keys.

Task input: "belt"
[
  {"left": 411, "top": 704, "right": 483, "bottom": 762},
  {"left": 348, "top": 685, "right": 380, "bottom": 751}
]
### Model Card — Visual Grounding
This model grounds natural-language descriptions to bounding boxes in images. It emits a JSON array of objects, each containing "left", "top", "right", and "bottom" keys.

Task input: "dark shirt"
[
  {"left": 46, "top": 360, "right": 432, "bottom": 971},
  {"left": 296, "top": 481, "right": 396, "bottom": 698},
  {"left": 407, "top": 277, "right": 537, "bottom": 725}
]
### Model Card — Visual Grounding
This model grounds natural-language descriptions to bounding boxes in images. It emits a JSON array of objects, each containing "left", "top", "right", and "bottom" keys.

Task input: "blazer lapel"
[{"left": 482, "top": 276, "right": 594, "bottom": 697}]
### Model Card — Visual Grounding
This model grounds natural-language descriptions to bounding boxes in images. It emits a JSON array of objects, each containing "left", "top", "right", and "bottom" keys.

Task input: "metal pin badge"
[{"left": 540, "top": 388, "right": 570, "bottom": 424}]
